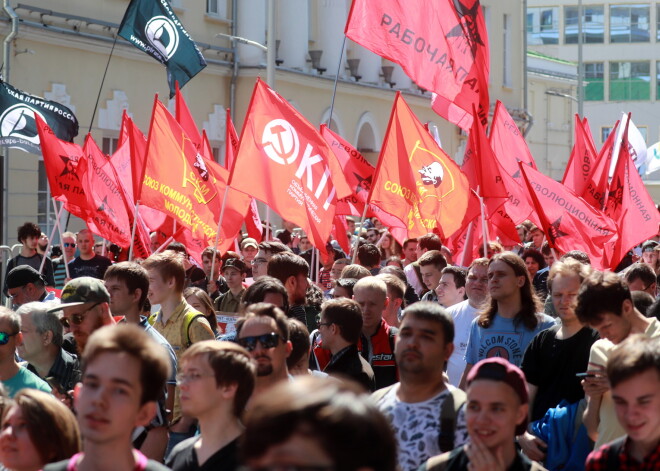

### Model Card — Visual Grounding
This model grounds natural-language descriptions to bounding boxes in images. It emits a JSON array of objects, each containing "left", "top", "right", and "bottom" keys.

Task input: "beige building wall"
[{"left": 0, "top": 0, "right": 528, "bottom": 245}]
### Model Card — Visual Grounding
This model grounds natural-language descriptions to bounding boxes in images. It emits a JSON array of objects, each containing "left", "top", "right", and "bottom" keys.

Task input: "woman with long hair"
[
  {"left": 184, "top": 287, "right": 220, "bottom": 336},
  {"left": 378, "top": 232, "right": 402, "bottom": 262}
]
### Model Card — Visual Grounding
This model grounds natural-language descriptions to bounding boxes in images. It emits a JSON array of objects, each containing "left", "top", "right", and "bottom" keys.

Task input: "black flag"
[
  {"left": 118, "top": 0, "right": 207, "bottom": 97},
  {"left": 0, "top": 80, "right": 78, "bottom": 155}
]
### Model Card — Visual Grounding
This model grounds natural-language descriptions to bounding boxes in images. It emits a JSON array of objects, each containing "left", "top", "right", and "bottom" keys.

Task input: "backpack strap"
[
  {"left": 438, "top": 387, "right": 467, "bottom": 453},
  {"left": 181, "top": 311, "right": 205, "bottom": 349},
  {"left": 370, "top": 384, "right": 396, "bottom": 404},
  {"left": 147, "top": 313, "right": 157, "bottom": 326}
]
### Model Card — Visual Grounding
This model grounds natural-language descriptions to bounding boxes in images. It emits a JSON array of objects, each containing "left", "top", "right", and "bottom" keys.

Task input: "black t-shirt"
[
  {"left": 166, "top": 436, "right": 240, "bottom": 471},
  {"left": 68, "top": 254, "right": 112, "bottom": 280},
  {"left": 521, "top": 325, "right": 600, "bottom": 421}
]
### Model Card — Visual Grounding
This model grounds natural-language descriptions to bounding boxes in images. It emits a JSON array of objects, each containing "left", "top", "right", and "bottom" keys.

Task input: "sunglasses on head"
[
  {"left": 63, "top": 243, "right": 76, "bottom": 248},
  {"left": 236, "top": 332, "right": 284, "bottom": 351},
  {"left": 60, "top": 302, "right": 102, "bottom": 329},
  {"left": 0, "top": 332, "right": 17, "bottom": 345}
]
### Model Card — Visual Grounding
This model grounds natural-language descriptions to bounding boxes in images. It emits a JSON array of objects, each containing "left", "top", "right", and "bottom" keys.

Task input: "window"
[
  {"left": 657, "top": 5, "right": 660, "bottom": 41},
  {"left": 37, "top": 160, "right": 50, "bottom": 232},
  {"left": 601, "top": 127, "right": 613, "bottom": 143},
  {"left": 526, "top": 7, "right": 559, "bottom": 45},
  {"left": 503, "top": 14, "right": 511, "bottom": 87},
  {"left": 207, "top": 0, "right": 227, "bottom": 17},
  {"left": 610, "top": 61, "right": 650, "bottom": 101},
  {"left": 610, "top": 5, "right": 650, "bottom": 43},
  {"left": 101, "top": 137, "right": 119, "bottom": 155},
  {"left": 656, "top": 62, "right": 660, "bottom": 101},
  {"left": 564, "top": 5, "right": 604, "bottom": 43},
  {"left": 585, "top": 62, "right": 604, "bottom": 101}
]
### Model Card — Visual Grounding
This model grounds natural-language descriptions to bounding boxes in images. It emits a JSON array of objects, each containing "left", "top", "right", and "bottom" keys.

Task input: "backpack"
[
  {"left": 372, "top": 385, "right": 466, "bottom": 453},
  {"left": 148, "top": 311, "right": 205, "bottom": 349}
]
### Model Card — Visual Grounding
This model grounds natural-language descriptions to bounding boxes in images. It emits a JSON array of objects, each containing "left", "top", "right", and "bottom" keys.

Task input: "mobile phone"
[{"left": 575, "top": 372, "right": 596, "bottom": 378}]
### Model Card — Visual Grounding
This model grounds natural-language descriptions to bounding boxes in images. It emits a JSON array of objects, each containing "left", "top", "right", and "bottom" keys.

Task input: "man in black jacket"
[{"left": 318, "top": 298, "right": 375, "bottom": 392}]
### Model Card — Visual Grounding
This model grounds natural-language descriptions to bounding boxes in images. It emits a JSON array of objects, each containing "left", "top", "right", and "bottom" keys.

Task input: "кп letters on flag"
[{"left": 229, "top": 79, "right": 351, "bottom": 254}]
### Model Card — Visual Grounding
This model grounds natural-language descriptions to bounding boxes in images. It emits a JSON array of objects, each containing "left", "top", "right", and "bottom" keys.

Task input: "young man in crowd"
[
  {"left": 166, "top": 341, "right": 256, "bottom": 471},
  {"left": 575, "top": 270, "right": 660, "bottom": 450},
  {"left": 142, "top": 251, "right": 215, "bottom": 451},
  {"left": 4, "top": 222, "right": 55, "bottom": 293},
  {"left": 357, "top": 243, "right": 382, "bottom": 276},
  {"left": 623, "top": 262, "right": 657, "bottom": 296},
  {"left": 376, "top": 273, "right": 406, "bottom": 328},
  {"left": 317, "top": 298, "right": 375, "bottom": 392},
  {"left": 518, "top": 258, "right": 600, "bottom": 461},
  {"left": 44, "top": 324, "right": 171, "bottom": 471},
  {"left": 404, "top": 234, "right": 442, "bottom": 297},
  {"left": 251, "top": 241, "right": 290, "bottom": 281},
  {"left": 16, "top": 301, "right": 80, "bottom": 393},
  {"left": 240, "top": 238, "right": 259, "bottom": 277},
  {"left": 235, "top": 303, "right": 292, "bottom": 400},
  {"left": 418, "top": 250, "right": 448, "bottom": 302},
  {"left": 585, "top": 335, "right": 660, "bottom": 470},
  {"left": 67, "top": 229, "right": 112, "bottom": 280},
  {"left": 460, "top": 253, "right": 556, "bottom": 388},
  {"left": 445, "top": 258, "right": 489, "bottom": 387},
  {"left": 200, "top": 247, "right": 227, "bottom": 299},
  {"left": 213, "top": 259, "right": 247, "bottom": 314},
  {"left": 5, "top": 265, "right": 58, "bottom": 306},
  {"left": 435, "top": 266, "right": 467, "bottom": 308},
  {"left": 420, "top": 357, "right": 546, "bottom": 471},
  {"left": 375, "top": 302, "right": 467, "bottom": 471},
  {"left": 267, "top": 252, "right": 314, "bottom": 331},
  {"left": 353, "top": 277, "right": 398, "bottom": 390},
  {"left": 401, "top": 238, "right": 418, "bottom": 267},
  {"left": 0, "top": 306, "right": 51, "bottom": 397}
]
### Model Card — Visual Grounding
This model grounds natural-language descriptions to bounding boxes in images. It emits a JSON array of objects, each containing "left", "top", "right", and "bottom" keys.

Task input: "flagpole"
[
  {"left": 155, "top": 236, "right": 174, "bottom": 254},
  {"left": 352, "top": 204, "right": 369, "bottom": 263},
  {"left": 88, "top": 34, "right": 119, "bottom": 134},
  {"left": 326, "top": 36, "right": 347, "bottom": 127},
  {"left": 128, "top": 201, "right": 140, "bottom": 261},
  {"left": 476, "top": 186, "right": 488, "bottom": 258},
  {"left": 51, "top": 198, "right": 70, "bottom": 280},
  {"left": 461, "top": 220, "right": 475, "bottom": 267},
  {"left": 39, "top": 202, "right": 64, "bottom": 275},
  {"left": 210, "top": 186, "right": 231, "bottom": 284}
]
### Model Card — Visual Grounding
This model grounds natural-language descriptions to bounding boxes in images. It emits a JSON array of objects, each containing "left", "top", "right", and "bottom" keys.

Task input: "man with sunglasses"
[
  {"left": 52, "top": 232, "right": 77, "bottom": 289},
  {"left": 48, "top": 276, "right": 115, "bottom": 356},
  {"left": 235, "top": 303, "right": 292, "bottom": 401},
  {"left": 0, "top": 306, "right": 51, "bottom": 397}
]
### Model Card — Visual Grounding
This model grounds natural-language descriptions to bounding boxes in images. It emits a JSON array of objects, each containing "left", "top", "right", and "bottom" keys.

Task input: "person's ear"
[
  {"left": 43, "top": 329, "right": 54, "bottom": 346},
  {"left": 517, "top": 275, "right": 526, "bottom": 288},
  {"left": 444, "top": 341, "right": 454, "bottom": 360},
  {"left": 15, "top": 332, "right": 23, "bottom": 346},
  {"left": 384, "top": 296, "right": 390, "bottom": 309},
  {"left": 392, "top": 297, "right": 403, "bottom": 310},
  {"left": 285, "top": 275, "right": 296, "bottom": 292},
  {"left": 132, "top": 288, "right": 142, "bottom": 304},
  {"left": 73, "top": 382, "right": 82, "bottom": 409},
  {"left": 458, "top": 287, "right": 466, "bottom": 299},
  {"left": 220, "top": 382, "right": 238, "bottom": 400},
  {"left": 285, "top": 340, "right": 293, "bottom": 358},
  {"left": 135, "top": 401, "right": 157, "bottom": 428}
]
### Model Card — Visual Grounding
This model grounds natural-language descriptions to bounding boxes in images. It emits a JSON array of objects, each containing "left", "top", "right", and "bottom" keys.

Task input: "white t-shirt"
[
  {"left": 377, "top": 383, "right": 468, "bottom": 471},
  {"left": 446, "top": 300, "right": 479, "bottom": 386}
]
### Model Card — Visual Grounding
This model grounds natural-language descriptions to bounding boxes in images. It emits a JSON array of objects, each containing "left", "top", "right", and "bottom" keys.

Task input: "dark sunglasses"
[
  {"left": 0, "top": 331, "right": 17, "bottom": 345},
  {"left": 60, "top": 303, "right": 101, "bottom": 328},
  {"left": 236, "top": 332, "right": 284, "bottom": 351},
  {"left": 63, "top": 243, "right": 76, "bottom": 248}
]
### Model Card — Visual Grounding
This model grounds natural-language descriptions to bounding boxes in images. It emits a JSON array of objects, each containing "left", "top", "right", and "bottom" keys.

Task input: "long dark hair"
[{"left": 477, "top": 252, "right": 543, "bottom": 330}]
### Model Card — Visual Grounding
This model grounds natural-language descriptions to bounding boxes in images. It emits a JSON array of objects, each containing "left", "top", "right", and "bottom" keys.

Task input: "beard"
[{"left": 255, "top": 354, "right": 274, "bottom": 377}]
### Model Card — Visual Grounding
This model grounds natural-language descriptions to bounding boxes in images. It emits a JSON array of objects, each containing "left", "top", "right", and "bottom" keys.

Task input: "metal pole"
[
  {"left": 577, "top": 0, "right": 584, "bottom": 117},
  {"left": 522, "top": 0, "right": 528, "bottom": 115},
  {"left": 266, "top": 0, "right": 275, "bottom": 88}
]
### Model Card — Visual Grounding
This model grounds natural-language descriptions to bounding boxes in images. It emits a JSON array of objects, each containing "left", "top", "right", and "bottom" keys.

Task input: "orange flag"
[
  {"left": 229, "top": 78, "right": 351, "bottom": 255},
  {"left": 369, "top": 92, "right": 471, "bottom": 239}
]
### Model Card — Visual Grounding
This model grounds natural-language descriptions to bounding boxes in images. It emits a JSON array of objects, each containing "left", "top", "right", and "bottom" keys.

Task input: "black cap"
[
  {"left": 222, "top": 258, "right": 247, "bottom": 274},
  {"left": 6, "top": 265, "right": 45, "bottom": 289}
]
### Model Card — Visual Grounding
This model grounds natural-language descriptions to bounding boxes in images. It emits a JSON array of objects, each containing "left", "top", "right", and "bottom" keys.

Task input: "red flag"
[
  {"left": 229, "top": 79, "right": 351, "bottom": 255},
  {"left": 244, "top": 198, "right": 263, "bottom": 242},
  {"left": 519, "top": 162, "right": 618, "bottom": 270},
  {"left": 605, "top": 117, "right": 660, "bottom": 268},
  {"left": 175, "top": 83, "right": 215, "bottom": 162},
  {"left": 36, "top": 116, "right": 90, "bottom": 219},
  {"left": 369, "top": 93, "right": 471, "bottom": 239},
  {"left": 463, "top": 112, "right": 508, "bottom": 199},
  {"left": 332, "top": 215, "right": 351, "bottom": 255},
  {"left": 346, "top": 0, "right": 489, "bottom": 130},
  {"left": 81, "top": 135, "right": 133, "bottom": 247},
  {"left": 141, "top": 98, "right": 249, "bottom": 252},
  {"left": 562, "top": 115, "right": 599, "bottom": 196},
  {"left": 579, "top": 121, "right": 619, "bottom": 212},
  {"left": 320, "top": 124, "right": 405, "bottom": 230}
]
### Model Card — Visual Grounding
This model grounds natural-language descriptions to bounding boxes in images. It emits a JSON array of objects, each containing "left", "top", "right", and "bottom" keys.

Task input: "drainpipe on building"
[
  {"left": 229, "top": 0, "right": 238, "bottom": 123},
  {"left": 1, "top": 0, "right": 18, "bottom": 245}
]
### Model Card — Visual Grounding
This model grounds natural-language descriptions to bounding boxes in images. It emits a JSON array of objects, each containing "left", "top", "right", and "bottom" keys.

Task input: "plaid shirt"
[{"left": 587, "top": 437, "right": 660, "bottom": 471}]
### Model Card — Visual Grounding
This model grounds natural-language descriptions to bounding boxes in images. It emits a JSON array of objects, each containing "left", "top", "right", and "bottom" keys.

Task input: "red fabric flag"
[
  {"left": 518, "top": 162, "right": 618, "bottom": 270},
  {"left": 229, "top": 79, "right": 352, "bottom": 256},
  {"left": 81, "top": 135, "right": 133, "bottom": 247},
  {"left": 332, "top": 215, "right": 351, "bottom": 255},
  {"left": 175, "top": 83, "right": 214, "bottom": 162},
  {"left": 244, "top": 198, "right": 263, "bottom": 242},
  {"left": 463, "top": 112, "right": 508, "bottom": 199},
  {"left": 141, "top": 98, "right": 250, "bottom": 252},
  {"left": 605, "top": 118, "right": 660, "bottom": 268},
  {"left": 562, "top": 115, "right": 599, "bottom": 197},
  {"left": 369, "top": 93, "right": 471, "bottom": 239},
  {"left": 36, "top": 116, "right": 90, "bottom": 220},
  {"left": 579, "top": 121, "right": 619, "bottom": 212},
  {"left": 345, "top": 0, "right": 490, "bottom": 131},
  {"left": 320, "top": 124, "right": 405, "bottom": 230}
]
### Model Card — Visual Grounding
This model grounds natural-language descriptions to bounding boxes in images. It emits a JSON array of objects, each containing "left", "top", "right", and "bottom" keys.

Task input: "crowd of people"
[{"left": 0, "top": 217, "right": 658, "bottom": 471}]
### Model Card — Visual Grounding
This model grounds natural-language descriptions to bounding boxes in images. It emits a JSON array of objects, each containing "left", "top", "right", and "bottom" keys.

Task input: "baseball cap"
[
  {"left": 467, "top": 357, "right": 529, "bottom": 435},
  {"left": 49, "top": 276, "right": 110, "bottom": 311},
  {"left": 6, "top": 265, "right": 45, "bottom": 289},
  {"left": 241, "top": 238, "right": 258, "bottom": 250},
  {"left": 223, "top": 258, "right": 247, "bottom": 274}
]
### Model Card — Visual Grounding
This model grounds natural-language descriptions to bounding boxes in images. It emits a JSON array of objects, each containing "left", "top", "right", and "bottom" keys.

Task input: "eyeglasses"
[
  {"left": 236, "top": 332, "right": 284, "bottom": 351},
  {"left": 63, "top": 243, "right": 76, "bottom": 248},
  {"left": 175, "top": 372, "right": 216, "bottom": 385},
  {"left": 250, "top": 258, "right": 268, "bottom": 266},
  {"left": 317, "top": 320, "right": 333, "bottom": 329},
  {"left": 60, "top": 302, "right": 102, "bottom": 328},
  {"left": 0, "top": 331, "right": 18, "bottom": 345}
]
